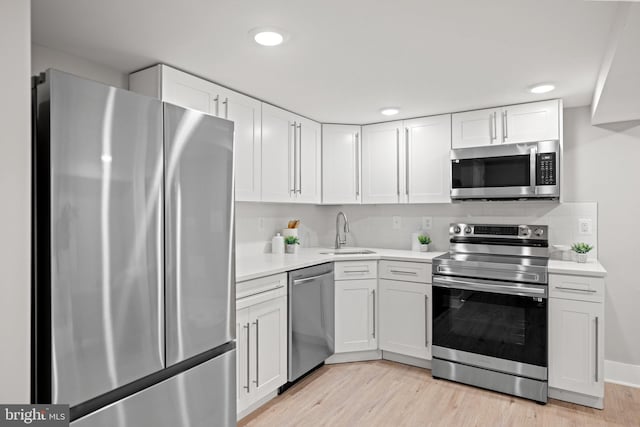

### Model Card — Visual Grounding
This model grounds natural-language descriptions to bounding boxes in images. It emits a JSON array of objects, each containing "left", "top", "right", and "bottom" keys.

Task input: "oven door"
[{"left": 432, "top": 275, "right": 547, "bottom": 378}]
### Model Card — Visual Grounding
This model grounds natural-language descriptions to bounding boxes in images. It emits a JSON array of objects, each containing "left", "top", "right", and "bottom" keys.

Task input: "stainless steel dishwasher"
[{"left": 288, "top": 263, "right": 335, "bottom": 382}]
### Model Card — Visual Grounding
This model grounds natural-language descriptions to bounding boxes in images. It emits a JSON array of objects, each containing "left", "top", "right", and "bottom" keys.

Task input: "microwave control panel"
[{"left": 536, "top": 153, "right": 556, "bottom": 186}]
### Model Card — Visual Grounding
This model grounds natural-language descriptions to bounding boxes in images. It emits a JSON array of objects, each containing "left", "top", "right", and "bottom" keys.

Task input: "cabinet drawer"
[
  {"left": 379, "top": 261, "right": 430, "bottom": 283},
  {"left": 549, "top": 274, "right": 604, "bottom": 303},
  {"left": 236, "top": 273, "right": 287, "bottom": 300},
  {"left": 335, "top": 261, "right": 378, "bottom": 281}
]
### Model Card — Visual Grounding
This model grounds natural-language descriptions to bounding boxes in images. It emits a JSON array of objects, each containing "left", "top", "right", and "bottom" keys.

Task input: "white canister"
[{"left": 271, "top": 233, "right": 284, "bottom": 254}]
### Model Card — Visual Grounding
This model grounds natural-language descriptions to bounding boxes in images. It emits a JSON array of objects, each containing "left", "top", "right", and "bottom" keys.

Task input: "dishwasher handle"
[{"left": 293, "top": 271, "right": 333, "bottom": 286}]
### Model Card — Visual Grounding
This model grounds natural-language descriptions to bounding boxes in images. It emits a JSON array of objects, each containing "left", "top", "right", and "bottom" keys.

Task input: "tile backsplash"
[{"left": 235, "top": 201, "right": 598, "bottom": 259}]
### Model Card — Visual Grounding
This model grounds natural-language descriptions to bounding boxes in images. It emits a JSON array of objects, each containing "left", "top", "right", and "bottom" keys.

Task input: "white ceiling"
[{"left": 32, "top": 0, "right": 618, "bottom": 124}]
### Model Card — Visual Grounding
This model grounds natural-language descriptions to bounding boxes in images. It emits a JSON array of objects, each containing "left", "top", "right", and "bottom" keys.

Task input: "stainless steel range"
[{"left": 431, "top": 223, "right": 549, "bottom": 403}]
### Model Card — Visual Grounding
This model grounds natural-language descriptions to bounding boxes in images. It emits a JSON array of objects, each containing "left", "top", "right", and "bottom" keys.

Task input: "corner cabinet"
[
  {"left": 548, "top": 273, "right": 605, "bottom": 409},
  {"left": 322, "top": 124, "right": 362, "bottom": 204},
  {"left": 261, "top": 103, "right": 321, "bottom": 204},
  {"left": 361, "top": 115, "right": 451, "bottom": 204},
  {"left": 129, "top": 64, "right": 262, "bottom": 201},
  {"left": 236, "top": 274, "right": 288, "bottom": 417},
  {"left": 452, "top": 99, "right": 560, "bottom": 149}
]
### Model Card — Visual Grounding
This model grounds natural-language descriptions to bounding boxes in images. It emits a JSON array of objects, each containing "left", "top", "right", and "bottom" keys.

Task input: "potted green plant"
[
  {"left": 571, "top": 242, "right": 593, "bottom": 263},
  {"left": 285, "top": 236, "right": 300, "bottom": 254},
  {"left": 417, "top": 235, "right": 432, "bottom": 252}
]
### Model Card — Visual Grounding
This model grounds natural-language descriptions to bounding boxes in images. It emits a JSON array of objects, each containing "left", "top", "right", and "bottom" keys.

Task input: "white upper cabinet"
[
  {"left": 451, "top": 107, "right": 502, "bottom": 149},
  {"left": 322, "top": 124, "right": 362, "bottom": 204},
  {"left": 261, "top": 103, "right": 321, "bottom": 204},
  {"left": 452, "top": 100, "right": 560, "bottom": 149},
  {"left": 404, "top": 114, "right": 451, "bottom": 203},
  {"left": 362, "top": 117, "right": 451, "bottom": 204},
  {"left": 361, "top": 121, "right": 403, "bottom": 204},
  {"left": 502, "top": 100, "right": 560, "bottom": 144},
  {"left": 129, "top": 65, "right": 262, "bottom": 201}
]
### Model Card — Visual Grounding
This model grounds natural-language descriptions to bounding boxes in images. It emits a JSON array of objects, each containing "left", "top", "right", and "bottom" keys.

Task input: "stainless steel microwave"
[{"left": 450, "top": 140, "right": 560, "bottom": 201}]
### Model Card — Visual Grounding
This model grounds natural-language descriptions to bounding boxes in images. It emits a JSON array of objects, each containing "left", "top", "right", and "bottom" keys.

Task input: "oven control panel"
[
  {"left": 536, "top": 153, "right": 556, "bottom": 186},
  {"left": 450, "top": 223, "right": 548, "bottom": 241}
]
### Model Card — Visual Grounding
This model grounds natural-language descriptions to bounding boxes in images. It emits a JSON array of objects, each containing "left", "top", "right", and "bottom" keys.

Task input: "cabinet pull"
[
  {"left": 355, "top": 132, "right": 360, "bottom": 197},
  {"left": 214, "top": 95, "right": 220, "bottom": 117},
  {"left": 503, "top": 110, "right": 508, "bottom": 140},
  {"left": 244, "top": 322, "right": 250, "bottom": 392},
  {"left": 489, "top": 113, "right": 493, "bottom": 141},
  {"left": 343, "top": 269, "right": 369, "bottom": 274},
  {"left": 297, "top": 123, "right": 302, "bottom": 194},
  {"left": 405, "top": 127, "right": 410, "bottom": 197},
  {"left": 389, "top": 269, "right": 418, "bottom": 276},
  {"left": 396, "top": 129, "right": 400, "bottom": 196},
  {"left": 555, "top": 286, "right": 597, "bottom": 293},
  {"left": 253, "top": 319, "right": 260, "bottom": 387},
  {"left": 290, "top": 123, "right": 297, "bottom": 195},
  {"left": 594, "top": 316, "right": 599, "bottom": 382},
  {"left": 372, "top": 289, "right": 376, "bottom": 339},
  {"left": 223, "top": 97, "right": 229, "bottom": 119},
  {"left": 425, "top": 295, "right": 429, "bottom": 347}
]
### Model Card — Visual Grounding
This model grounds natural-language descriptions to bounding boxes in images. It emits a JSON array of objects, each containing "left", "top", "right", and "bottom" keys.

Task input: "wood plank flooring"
[{"left": 239, "top": 360, "right": 640, "bottom": 427}]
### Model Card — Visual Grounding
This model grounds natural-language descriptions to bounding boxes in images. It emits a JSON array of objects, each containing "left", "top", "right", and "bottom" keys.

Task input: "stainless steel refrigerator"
[{"left": 32, "top": 69, "right": 236, "bottom": 426}]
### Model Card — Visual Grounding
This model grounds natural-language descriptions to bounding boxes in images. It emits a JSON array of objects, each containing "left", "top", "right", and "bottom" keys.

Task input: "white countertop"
[
  {"left": 236, "top": 247, "right": 445, "bottom": 282},
  {"left": 548, "top": 259, "right": 607, "bottom": 278},
  {"left": 236, "top": 247, "right": 607, "bottom": 282}
]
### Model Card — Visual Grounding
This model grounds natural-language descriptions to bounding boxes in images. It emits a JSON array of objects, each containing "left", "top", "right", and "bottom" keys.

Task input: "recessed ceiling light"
[
  {"left": 250, "top": 28, "right": 287, "bottom": 46},
  {"left": 529, "top": 84, "right": 555, "bottom": 94},
  {"left": 380, "top": 108, "right": 399, "bottom": 116}
]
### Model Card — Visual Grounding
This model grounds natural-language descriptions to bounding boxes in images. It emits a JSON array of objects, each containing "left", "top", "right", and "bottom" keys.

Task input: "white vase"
[
  {"left": 285, "top": 244, "right": 298, "bottom": 254},
  {"left": 420, "top": 244, "right": 429, "bottom": 252},
  {"left": 576, "top": 252, "right": 588, "bottom": 263}
]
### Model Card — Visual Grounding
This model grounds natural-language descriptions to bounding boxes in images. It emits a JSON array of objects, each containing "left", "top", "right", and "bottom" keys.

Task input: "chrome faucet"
[{"left": 335, "top": 211, "right": 350, "bottom": 249}]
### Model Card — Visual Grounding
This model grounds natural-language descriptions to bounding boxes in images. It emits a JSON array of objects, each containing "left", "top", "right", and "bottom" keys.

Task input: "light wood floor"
[{"left": 239, "top": 360, "right": 640, "bottom": 427}]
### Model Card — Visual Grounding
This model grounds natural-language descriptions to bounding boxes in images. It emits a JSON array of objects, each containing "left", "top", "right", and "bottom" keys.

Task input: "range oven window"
[
  {"left": 452, "top": 155, "right": 530, "bottom": 189},
  {"left": 432, "top": 285, "right": 547, "bottom": 367}
]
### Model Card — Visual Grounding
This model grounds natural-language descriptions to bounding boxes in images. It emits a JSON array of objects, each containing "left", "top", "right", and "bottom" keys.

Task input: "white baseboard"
[
  {"left": 325, "top": 350, "right": 382, "bottom": 364},
  {"left": 382, "top": 351, "right": 431, "bottom": 370},
  {"left": 605, "top": 360, "right": 640, "bottom": 388}
]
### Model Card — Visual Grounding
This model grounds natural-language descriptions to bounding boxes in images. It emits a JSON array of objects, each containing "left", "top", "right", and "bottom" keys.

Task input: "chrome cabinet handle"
[
  {"left": 396, "top": 129, "right": 400, "bottom": 196},
  {"left": 343, "top": 269, "right": 369, "bottom": 274},
  {"left": 223, "top": 97, "right": 228, "bottom": 119},
  {"left": 389, "top": 269, "right": 418, "bottom": 275},
  {"left": 405, "top": 127, "right": 410, "bottom": 197},
  {"left": 214, "top": 95, "right": 220, "bottom": 116},
  {"left": 297, "top": 124, "right": 302, "bottom": 194},
  {"left": 372, "top": 289, "right": 376, "bottom": 339},
  {"left": 425, "top": 295, "right": 429, "bottom": 347},
  {"left": 244, "top": 322, "right": 250, "bottom": 391},
  {"left": 594, "top": 316, "right": 599, "bottom": 382},
  {"left": 489, "top": 113, "right": 493, "bottom": 141},
  {"left": 355, "top": 131, "right": 360, "bottom": 198},
  {"left": 253, "top": 319, "right": 260, "bottom": 387},
  {"left": 503, "top": 110, "right": 508, "bottom": 140},
  {"left": 290, "top": 123, "right": 297, "bottom": 195},
  {"left": 555, "top": 286, "right": 597, "bottom": 293}
]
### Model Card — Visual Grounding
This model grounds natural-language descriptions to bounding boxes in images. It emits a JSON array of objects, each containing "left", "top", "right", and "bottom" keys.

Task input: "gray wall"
[
  {"left": 563, "top": 106, "right": 640, "bottom": 367},
  {"left": 0, "top": 0, "right": 31, "bottom": 403}
]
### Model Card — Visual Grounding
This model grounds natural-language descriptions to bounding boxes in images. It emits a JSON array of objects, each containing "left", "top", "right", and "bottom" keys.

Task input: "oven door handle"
[{"left": 432, "top": 276, "right": 547, "bottom": 298}]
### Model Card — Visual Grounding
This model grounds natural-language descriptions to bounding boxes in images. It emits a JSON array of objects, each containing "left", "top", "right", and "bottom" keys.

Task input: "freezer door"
[
  {"left": 164, "top": 103, "right": 235, "bottom": 366},
  {"left": 42, "top": 70, "right": 164, "bottom": 406},
  {"left": 71, "top": 350, "right": 236, "bottom": 427}
]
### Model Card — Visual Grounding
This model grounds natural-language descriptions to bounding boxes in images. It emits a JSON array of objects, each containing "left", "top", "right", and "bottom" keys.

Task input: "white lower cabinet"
[
  {"left": 379, "top": 279, "right": 432, "bottom": 360},
  {"left": 236, "top": 277, "right": 287, "bottom": 416},
  {"left": 335, "top": 278, "right": 378, "bottom": 353},
  {"left": 548, "top": 273, "right": 605, "bottom": 408}
]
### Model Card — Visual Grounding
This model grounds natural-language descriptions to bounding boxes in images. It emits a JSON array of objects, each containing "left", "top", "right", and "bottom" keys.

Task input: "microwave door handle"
[{"left": 530, "top": 147, "right": 537, "bottom": 195}]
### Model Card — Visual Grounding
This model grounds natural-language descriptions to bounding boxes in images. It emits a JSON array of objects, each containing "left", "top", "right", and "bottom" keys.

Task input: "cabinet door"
[
  {"left": 361, "top": 121, "right": 402, "bottom": 204},
  {"left": 261, "top": 103, "right": 295, "bottom": 202},
  {"left": 379, "top": 280, "right": 431, "bottom": 360},
  {"left": 451, "top": 107, "right": 502, "bottom": 149},
  {"left": 161, "top": 65, "right": 217, "bottom": 114},
  {"left": 217, "top": 88, "right": 262, "bottom": 202},
  {"left": 549, "top": 298, "right": 604, "bottom": 397},
  {"left": 236, "top": 308, "right": 250, "bottom": 414},
  {"left": 322, "top": 124, "right": 361, "bottom": 204},
  {"left": 249, "top": 296, "right": 287, "bottom": 401},
  {"left": 296, "top": 117, "right": 322, "bottom": 203},
  {"left": 335, "top": 279, "right": 377, "bottom": 352},
  {"left": 502, "top": 100, "right": 559, "bottom": 144},
  {"left": 404, "top": 115, "right": 451, "bottom": 203}
]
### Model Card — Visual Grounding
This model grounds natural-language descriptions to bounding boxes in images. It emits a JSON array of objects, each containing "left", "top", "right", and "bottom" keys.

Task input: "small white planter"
[
  {"left": 419, "top": 244, "right": 429, "bottom": 252},
  {"left": 285, "top": 244, "right": 298, "bottom": 254},
  {"left": 576, "top": 252, "right": 588, "bottom": 263}
]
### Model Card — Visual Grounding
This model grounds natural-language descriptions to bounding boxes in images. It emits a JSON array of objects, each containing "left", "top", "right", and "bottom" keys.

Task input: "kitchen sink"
[{"left": 319, "top": 249, "right": 376, "bottom": 255}]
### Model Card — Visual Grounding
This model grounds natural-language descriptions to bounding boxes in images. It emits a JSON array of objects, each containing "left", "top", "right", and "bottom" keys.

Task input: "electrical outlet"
[
  {"left": 392, "top": 216, "right": 402, "bottom": 230},
  {"left": 422, "top": 216, "right": 433, "bottom": 230},
  {"left": 578, "top": 218, "right": 593, "bottom": 235}
]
